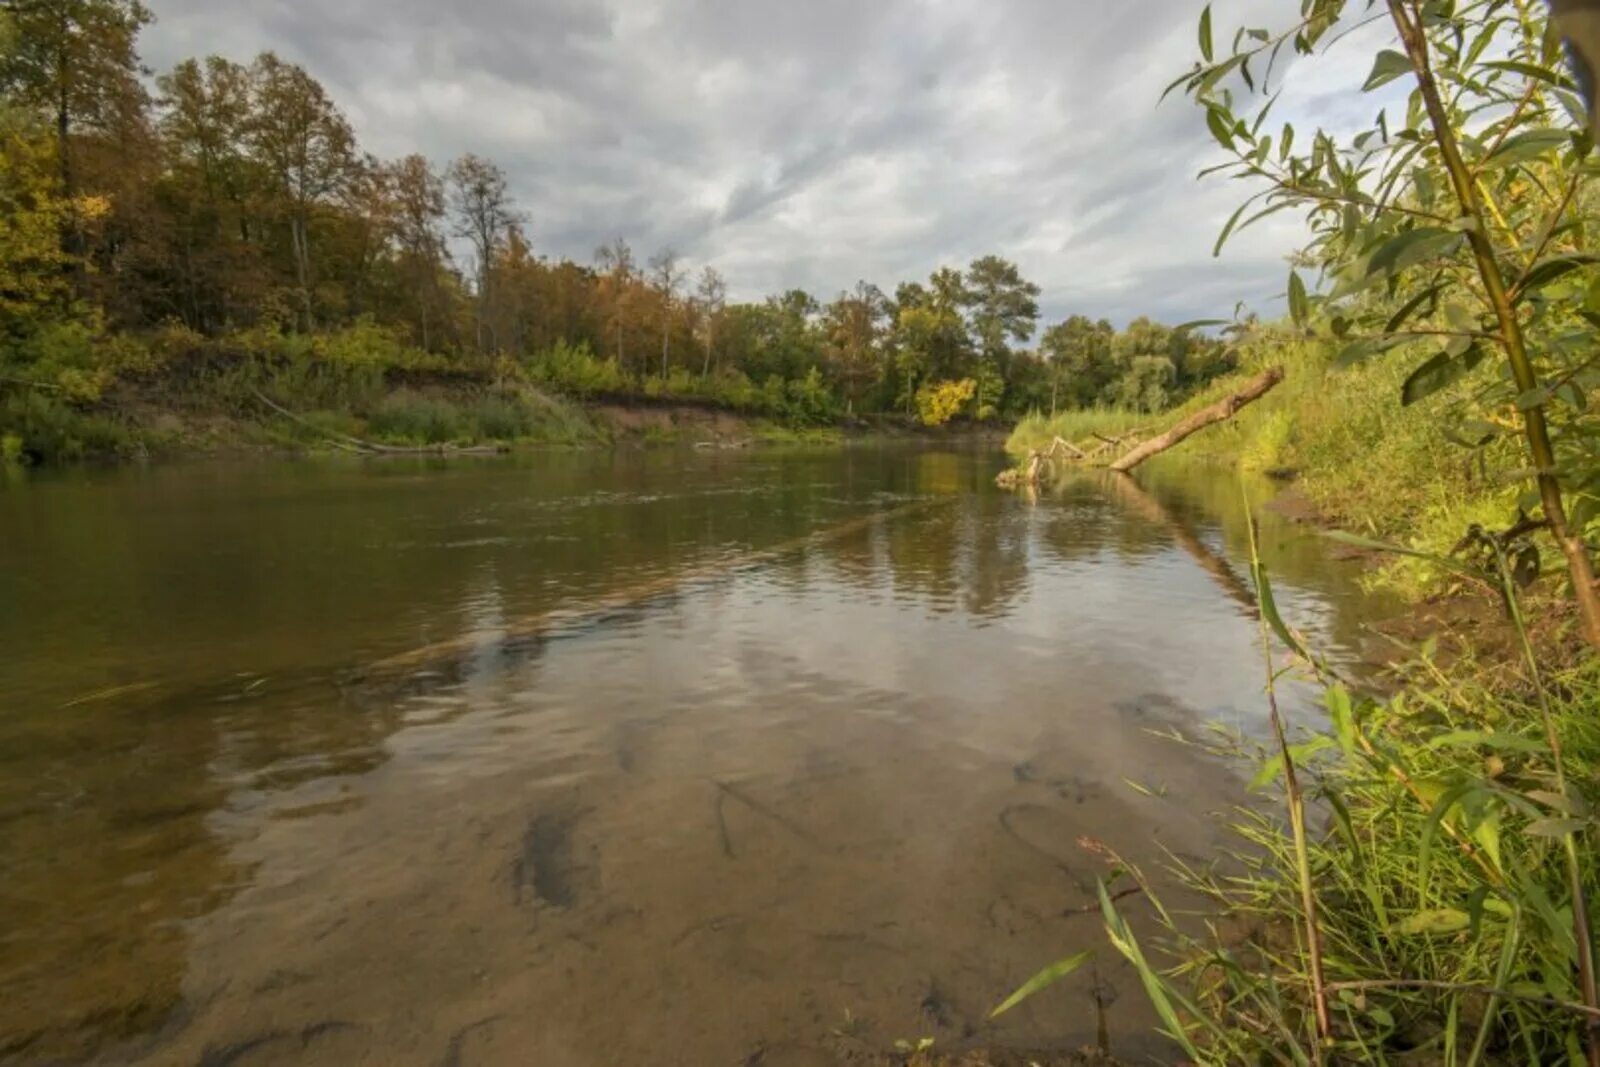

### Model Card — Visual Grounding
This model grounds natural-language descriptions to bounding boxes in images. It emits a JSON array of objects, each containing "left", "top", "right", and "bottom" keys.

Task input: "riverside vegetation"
[
  {"left": 993, "top": 1, "right": 1600, "bottom": 1064},
  {"left": 8, "top": 0, "right": 1600, "bottom": 1065},
  {"left": 0, "top": 3, "right": 1245, "bottom": 462}
]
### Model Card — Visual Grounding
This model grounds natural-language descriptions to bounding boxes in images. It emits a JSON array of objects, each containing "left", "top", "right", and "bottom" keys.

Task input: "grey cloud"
[{"left": 139, "top": 0, "right": 1364, "bottom": 329}]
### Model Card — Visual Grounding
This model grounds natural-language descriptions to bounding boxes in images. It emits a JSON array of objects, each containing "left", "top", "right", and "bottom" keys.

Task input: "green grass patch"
[{"left": 1005, "top": 407, "right": 1154, "bottom": 455}]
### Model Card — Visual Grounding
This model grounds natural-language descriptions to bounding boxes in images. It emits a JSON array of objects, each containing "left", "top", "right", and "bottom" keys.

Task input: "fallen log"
[{"left": 1108, "top": 367, "right": 1284, "bottom": 473}]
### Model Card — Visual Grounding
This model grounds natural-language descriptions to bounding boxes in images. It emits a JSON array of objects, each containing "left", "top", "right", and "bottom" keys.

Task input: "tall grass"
[
  {"left": 1005, "top": 408, "right": 1153, "bottom": 455},
  {"left": 1019, "top": 325, "right": 1525, "bottom": 597}
]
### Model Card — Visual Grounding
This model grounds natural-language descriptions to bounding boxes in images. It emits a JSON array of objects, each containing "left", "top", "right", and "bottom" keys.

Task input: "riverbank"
[
  {"left": 997, "top": 336, "right": 1600, "bottom": 1062},
  {"left": 0, "top": 363, "right": 995, "bottom": 465}
]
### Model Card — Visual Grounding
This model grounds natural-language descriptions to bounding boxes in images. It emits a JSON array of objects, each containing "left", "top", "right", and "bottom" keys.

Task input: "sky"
[{"left": 137, "top": 0, "right": 1396, "bottom": 330}]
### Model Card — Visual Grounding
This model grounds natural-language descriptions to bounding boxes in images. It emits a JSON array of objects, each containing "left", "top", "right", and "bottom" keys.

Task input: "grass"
[
  {"left": 1005, "top": 408, "right": 1155, "bottom": 455},
  {"left": 1116, "top": 656, "right": 1600, "bottom": 1064},
  {"left": 1010, "top": 325, "right": 1532, "bottom": 599}
]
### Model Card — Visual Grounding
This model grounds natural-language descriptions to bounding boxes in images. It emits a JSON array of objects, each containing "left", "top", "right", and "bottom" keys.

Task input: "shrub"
[
  {"left": 366, "top": 390, "right": 464, "bottom": 444},
  {"left": 915, "top": 378, "right": 977, "bottom": 427},
  {"left": 526, "top": 341, "right": 626, "bottom": 398},
  {"left": 0, "top": 390, "right": 137, "bottom": 461}
]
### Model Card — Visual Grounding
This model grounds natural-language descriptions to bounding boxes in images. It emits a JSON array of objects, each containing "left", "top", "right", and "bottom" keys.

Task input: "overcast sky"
[{"left": 138, "top": 0, "right": 1393, "bottom": 329}]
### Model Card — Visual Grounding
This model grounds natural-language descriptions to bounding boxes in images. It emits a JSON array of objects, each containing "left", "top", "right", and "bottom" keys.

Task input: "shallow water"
[{"left": 0, "top": 446, "right": 1387, "bottom": 1065}]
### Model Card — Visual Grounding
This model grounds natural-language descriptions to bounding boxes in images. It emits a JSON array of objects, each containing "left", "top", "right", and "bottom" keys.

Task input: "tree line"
[{"left": 0, "top": 0, "right": 1235, "bottom": 430}]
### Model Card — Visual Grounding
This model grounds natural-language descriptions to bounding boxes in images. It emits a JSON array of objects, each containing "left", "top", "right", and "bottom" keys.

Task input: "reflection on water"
[{"left": 0, "top": 447, "right": 1388, "bottom": 1065}]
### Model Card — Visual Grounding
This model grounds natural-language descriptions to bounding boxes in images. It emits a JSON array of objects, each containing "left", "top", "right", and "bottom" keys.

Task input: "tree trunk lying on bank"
[
  {"left": 1108, "top": 367, "right": 1284, "bottom": 472},
  {"left": 997, "top": 367, "right": 1284, "bottom": 488}
]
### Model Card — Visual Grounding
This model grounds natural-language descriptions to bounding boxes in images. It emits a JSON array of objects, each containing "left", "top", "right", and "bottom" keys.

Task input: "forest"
[{"left": 0, "top": 0, "right": 1238, "bottom": 461}]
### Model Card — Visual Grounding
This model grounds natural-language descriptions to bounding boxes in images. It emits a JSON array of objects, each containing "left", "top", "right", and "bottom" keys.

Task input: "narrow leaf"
[
  {"left": 1394, "top": 909, "right": 1471, "bottom": 935},
  {"left": 1288, "top": 269, "right": 1309, "bottom": 327},
  {"left": 1482, "top": 129, "right": 1572, "bottom": 169},
  {"left": 1249, "top": 556, "right": 1309, "bottom": 661},
  {"left": 1367, "top": 227, "right": 1461, "bottom": 280},
  {"left": 991, "top": 951, "right": 1094, "bottom": 1018},
  {"left": 1364, "top": 50, "right": 1415, "bottom": 92},
  {"left": 1384, "top": 284, "right": 1444, "bottom": 332},
  {"left": 1401, "top": 344, "right": 1480, "bottom": 406}
]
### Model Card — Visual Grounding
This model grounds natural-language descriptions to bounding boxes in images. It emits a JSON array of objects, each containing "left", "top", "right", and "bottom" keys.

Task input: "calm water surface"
[{"left": 0, "top": 446, "right": 1388, "bottom": 1065}]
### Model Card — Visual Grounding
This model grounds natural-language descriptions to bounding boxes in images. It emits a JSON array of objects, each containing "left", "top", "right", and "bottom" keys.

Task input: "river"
[{"left": 0, "top": 444, "right": 1388, "bottom": 1065}]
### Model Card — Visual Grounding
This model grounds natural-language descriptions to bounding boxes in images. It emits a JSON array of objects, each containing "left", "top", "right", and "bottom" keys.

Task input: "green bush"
[
  {"left": 784, "top": 367, "right": 839, "bottom": 425},
  {"left": 366, "top": 389, "right": 465, "bottom": 444},
  {"left": 471, "top": 394, "right": 531, "bottom": 441},
  {"left": 0, "top": 390, "right": 137, "bottom": 461},
  {"left": 526, "top": 341, "right": 627, "bottom": 398}
]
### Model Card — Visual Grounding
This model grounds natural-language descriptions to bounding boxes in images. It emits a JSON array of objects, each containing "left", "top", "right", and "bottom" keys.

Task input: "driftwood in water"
[
  {"left": 999, "top": 430, "right": 1147, "bottom": 489},
  {"left": 997, "top": 367, "right": 1283, "bottom": 488},
  {"left": 1108, "top": 367, "right": 1284, "bottom": 472},
  {"left": 252, "top": 389, "right": 510, "bottom": 456}
]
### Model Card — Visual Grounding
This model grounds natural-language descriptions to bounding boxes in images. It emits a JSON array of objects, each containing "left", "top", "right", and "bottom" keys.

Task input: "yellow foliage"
[
  {"left": 915, "top": 377, "right": 976, "bottom": 427},
  {"left": 0, "top": 115, "right": 71, "bottom": 327}
]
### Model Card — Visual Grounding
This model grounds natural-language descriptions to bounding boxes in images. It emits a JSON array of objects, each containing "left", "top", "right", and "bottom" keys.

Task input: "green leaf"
[
  {"left": 1515, "top": 385, "right": 1553, "bottom": 410},
  {"left": 1199, "top": 4, "right": 1213, "bottom": 63},
  {"left": 1097, "top": 882, "right": 1204, "bottom": 1058},
  {"left": 1394, "top": 908, "right": 1471, "bottom": 935},
  {"left": 1364, "top": 50, "right": 1415, "bottom": 92},
  {"left": 1481, "top": 59, "right": 1575, "bottom": 90},
  {"left": 1248, "top": 552, "right": 1311, "bottom": 663},
  {"left": 1401, "top": 343, "right": 1482, "bottom": 406},
  {"left": 1171, "top": 318, "right": 1227, "bottom": 333},
  {"left": 1513, "top": 254, "right": 1600, "bottom": 303},
  {"left": 1526, "top": 788, "right": 1589, "bottom": 816},
  {"left": 991, "top": 950, "right": 1094, "bottom": 1018},
  {"left": 1525, "top": 817, "right": 1588, "bottom": 838},
  {"left": 1196, "top": 54, "right": 1245, "bottom": 97},
  {"left": 1482, "top": 129, "right": 1572, "bottom": 169},
  {"left": 1216, "top": 199, "right": 1254, "bottom": 259},
  {"left": 1419, "top": 779, "right": 1482, "bottom": 896},
  {"left": 1384, "top": 284, "right": 1445, "bottom": 332},
  {"left": 1335, "top": 336, "right": 1393, "bottom": 366},
  {"left": 1206, "top": 106, "right": 1235, "bottom": 150},
  {"left": 1288, "top": 269, "right": 1309, "bottom": 327},
  {"left": 1425, "top": 730, "right": 1544, "bottom": 754},
  {"left": 1367, "top": 227, "right": 1462, "bottom": 280},
  {"left": 1442, "top": 302, "right": 1477, "bottom": 334},
  {"left": 1251, "top": 736, "right": 1336, "bottom": 790},
  {"left": 1326, "top": 685, "right": 1356, "bottom": 756}
]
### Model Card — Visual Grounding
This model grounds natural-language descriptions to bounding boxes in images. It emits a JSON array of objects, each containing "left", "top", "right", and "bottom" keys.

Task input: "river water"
[{"left": 0, "top": 445, "right": 1387, "bottom": 1065}]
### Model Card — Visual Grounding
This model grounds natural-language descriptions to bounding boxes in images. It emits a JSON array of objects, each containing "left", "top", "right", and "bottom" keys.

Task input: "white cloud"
[{"left": 138, "top": 0, "right": 1414, "bottom": 328}]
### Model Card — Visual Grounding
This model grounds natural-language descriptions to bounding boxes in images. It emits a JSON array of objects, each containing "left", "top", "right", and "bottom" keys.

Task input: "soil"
[{"left": 1261, "top": 486, "right": 1590, "bottom": 674}]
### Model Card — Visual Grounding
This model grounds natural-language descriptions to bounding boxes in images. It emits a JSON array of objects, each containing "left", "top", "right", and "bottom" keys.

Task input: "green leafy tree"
[
  {"left": 824, "top": 280, "right": 887, "bottom": 414},
  {"left": 962, "top": 254, "right": 1040, "bottom": 419},
  {"left": 155, "top": 56, "right": 262, "bottom": 329},
  {"left": 0, "top": 75, "right": 75, "bottom": 332},
  {"left": 1180, "top": 0, "right": 1600, "bottom": 646},
  {"left": 1040, "top": 314, "right": 1115, "bottom": 409},
  {"left": 248, "top": 52, "right": 356, "bottom": 331},
  {"left": 0, "top": 0, "right": 150, "bottom": 206}
]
